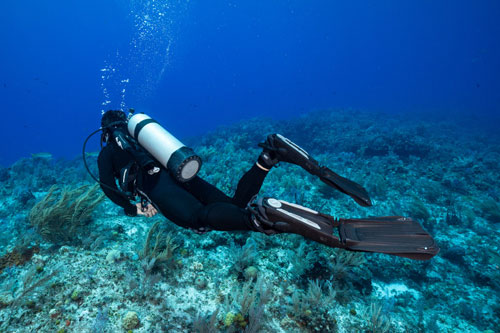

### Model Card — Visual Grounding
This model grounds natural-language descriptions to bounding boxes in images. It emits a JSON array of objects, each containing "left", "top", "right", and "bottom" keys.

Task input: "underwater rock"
[
  {"left": 243, "top": 266, "right": 258, "bottom": 280},
  {"left": 122, "top": 311, "right": 140, "bottom": 330},
  {"left": 194, "top": 276, "right": 208, "bottom": 289},
  {"left": 106, "top": 249, "right": 122, "bottom": 263}
]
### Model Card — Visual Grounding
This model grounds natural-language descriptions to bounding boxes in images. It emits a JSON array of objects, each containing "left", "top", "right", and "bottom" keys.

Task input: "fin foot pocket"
[{"left": 248, "top": 197, "right": 344, "bottom": 248}]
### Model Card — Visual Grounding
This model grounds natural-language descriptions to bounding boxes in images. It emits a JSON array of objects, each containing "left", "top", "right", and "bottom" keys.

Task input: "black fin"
[
  {"left": 338, "top": 216, "right": 439, "bottom": 260},
  {"left": 249, "top": 197, "right": 439, "bottom": 260},
  {"left": 319, "top": 167, "right": 372, "bottom": 207},
  {"left": 260, "top": 134, "right": 372, "bottom": 206}
]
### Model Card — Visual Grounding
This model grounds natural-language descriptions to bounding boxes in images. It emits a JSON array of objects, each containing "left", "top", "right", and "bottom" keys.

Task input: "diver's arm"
[{"left": 97, "top": 147, "right": 137, "bottom": 216}]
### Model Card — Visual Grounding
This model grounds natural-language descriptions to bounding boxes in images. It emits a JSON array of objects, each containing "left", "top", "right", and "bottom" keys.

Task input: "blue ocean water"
[
  {"left": 0, "top": 0, "right": 499, "bottom": 165},
  {"left": 1, "top": 1, "right": 500, "bottom": 332}
]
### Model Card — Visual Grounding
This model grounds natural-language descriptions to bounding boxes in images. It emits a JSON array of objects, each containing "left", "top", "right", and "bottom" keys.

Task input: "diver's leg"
[
  {"left": 196, "top": 202, "right": 254, "bottom": 231},
  {"left": 147, "top": 171, "right": 207, "bottom": 230},
  {"left": 148, "top": 171, "right": 254, "bottom": 232},
  {"left": 231, "top": 162, "right": 269, "bottom": 208},
  {"left": 181, "top": 176, "right": 232, "bottom": 204},
  {"left": 181, "top": 148, "right": 270, "bottom": 208}
]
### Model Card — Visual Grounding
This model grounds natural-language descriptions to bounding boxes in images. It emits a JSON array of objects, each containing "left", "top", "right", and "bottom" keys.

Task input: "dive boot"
[
  {"left": 259, "top": 134, "right": 372, "bottom": 207},
  {"left": 247, "top": 196, "right": 439, "bottom": 261}
]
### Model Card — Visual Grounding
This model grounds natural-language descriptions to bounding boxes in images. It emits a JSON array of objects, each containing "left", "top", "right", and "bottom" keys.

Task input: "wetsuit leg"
[
  {"left": 181, "top": 176, "right": 232, "bottom": 204},
  {"left": 197, "top": 202, "right": 253, "bottom": 231},
  {"left": 182, "top": 163, "right": 268, "bottom": 208},
  {"left": 147, "top": 171, "right": 206, "bottom": 230},
  {"left": 232, "top": 164, "right": 268, "bottom": 208},
  {"left": 148, "top": 171, "right": 253, "bottom": 231}
]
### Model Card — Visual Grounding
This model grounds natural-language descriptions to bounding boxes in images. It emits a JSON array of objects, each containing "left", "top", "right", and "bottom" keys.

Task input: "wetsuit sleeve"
[{"left": 97, "top": 147, "right": 137, "bottom": 217}]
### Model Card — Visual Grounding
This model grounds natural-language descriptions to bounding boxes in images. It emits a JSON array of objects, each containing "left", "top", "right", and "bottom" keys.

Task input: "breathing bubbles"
[{"left": 100, "top": 0, "right": 188, "bottom": 112}]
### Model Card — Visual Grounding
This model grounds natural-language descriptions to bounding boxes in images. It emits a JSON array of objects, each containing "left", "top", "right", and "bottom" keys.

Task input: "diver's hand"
[{"left": 136, "top": 203, "right": 158, "bottom": 218}]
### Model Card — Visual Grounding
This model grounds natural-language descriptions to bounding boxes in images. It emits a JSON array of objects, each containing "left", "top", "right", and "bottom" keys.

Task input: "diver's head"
[
  {"left": 101, "top": 110, "right": 127, "bottom": 129},
  {"left": 101, "top": 110, "right": 127, "bottom": 143}
]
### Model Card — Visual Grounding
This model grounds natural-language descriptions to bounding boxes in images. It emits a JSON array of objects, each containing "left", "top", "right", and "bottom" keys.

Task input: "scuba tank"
[
  {"left": 127, "top": 112, "right": 202, "bottom": 182},
  {"left": 83, "top": 109, "right": 202, "bottom": 204}
]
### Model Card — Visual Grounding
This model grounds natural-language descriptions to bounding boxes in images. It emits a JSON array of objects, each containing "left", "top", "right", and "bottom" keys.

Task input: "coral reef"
[{"left": 0, "top": 109, "right": 498, "bottom": 332}]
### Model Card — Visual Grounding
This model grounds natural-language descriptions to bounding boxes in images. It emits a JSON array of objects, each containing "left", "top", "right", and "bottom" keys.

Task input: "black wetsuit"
[{"left": 97, "top": 143, "right": 268, "bottom": 232}]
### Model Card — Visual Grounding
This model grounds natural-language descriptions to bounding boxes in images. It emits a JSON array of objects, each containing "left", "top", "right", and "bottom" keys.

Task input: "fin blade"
[
  {"left": 320, "top": 167, "right": 373, "bottom": 207},
  {"left": 339, "top": 216, "right": 439, "bottom": 260}
]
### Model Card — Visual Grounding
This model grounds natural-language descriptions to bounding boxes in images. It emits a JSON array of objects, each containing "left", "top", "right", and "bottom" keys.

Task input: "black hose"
[{"left": 82, "top": 128, "right": 130, "bottom": 199}]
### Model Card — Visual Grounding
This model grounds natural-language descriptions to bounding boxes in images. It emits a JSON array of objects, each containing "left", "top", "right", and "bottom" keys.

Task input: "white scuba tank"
[{"left": 127, "top": 113, "right": 202, "bottom": 182}]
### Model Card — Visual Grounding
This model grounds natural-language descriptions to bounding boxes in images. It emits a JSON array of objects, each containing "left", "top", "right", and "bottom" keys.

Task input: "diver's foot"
[
  {"left": 247, "top": 196, "right": 342, "bottom": 247},
  {"left": 256, "top": 150, "right": 278, "bottom": 171},
  {"left": 258, "top": 134, "right": 319, "bottom": 172}
]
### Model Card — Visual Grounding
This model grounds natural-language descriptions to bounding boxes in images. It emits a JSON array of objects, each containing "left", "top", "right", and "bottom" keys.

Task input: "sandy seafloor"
[{"left": 0, "top": 110, "right": 498, "bottom": 332}]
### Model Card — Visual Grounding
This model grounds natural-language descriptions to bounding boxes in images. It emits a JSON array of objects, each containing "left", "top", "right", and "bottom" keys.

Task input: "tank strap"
[
  {"left": 118, "top": 161, "right": 139, "bottom": 196},
  {"left": 133, "top": 118, "right": 158, "bottom": 140}
]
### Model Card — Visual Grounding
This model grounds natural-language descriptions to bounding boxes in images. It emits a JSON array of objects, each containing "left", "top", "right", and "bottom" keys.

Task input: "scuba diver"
[{"left": 84, "top": 109, "right": 438, "bottom": 261}]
